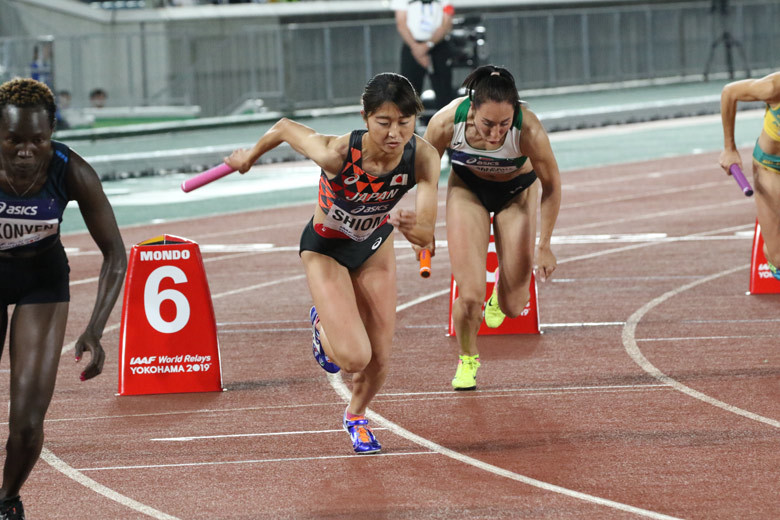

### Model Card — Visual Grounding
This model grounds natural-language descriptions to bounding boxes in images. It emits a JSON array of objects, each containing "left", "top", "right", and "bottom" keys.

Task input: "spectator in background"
[
  {"left": 55, "top": 90, "right": 71, "bottom": 130},
  {"left": 29, "top": 44, "right": 53, "bottom": 88},
  {"left": 89, "top": 88, "right": 107, "bottom": 108},
  {"left": 393, "top": 0, "right": 455, "bottom": 111}
]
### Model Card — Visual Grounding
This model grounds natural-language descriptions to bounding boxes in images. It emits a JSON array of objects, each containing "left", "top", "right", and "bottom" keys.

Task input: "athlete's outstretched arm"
[
  {"left": 67, "top": 152, "right": 128, "bottom": 380},
  {"left": 521, "top": 108, "right": 561, "bottom": 282},
  {"left": 389, "top": 136, "right": 440, "bottom": 254},
  {"left": 225, "top": 118, "right": 345, "bottom": 175},
  {"left": 720, "top": 72, "right": 780, "bottom": 172}
]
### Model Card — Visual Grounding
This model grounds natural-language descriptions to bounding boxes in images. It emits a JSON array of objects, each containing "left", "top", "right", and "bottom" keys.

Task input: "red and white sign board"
[
  {"left": 447, "top": 222, "right": 540, "bottom": 336},
  {"left": 118, "top": 235, "right": 223, "bottom": 395},
  {"left": 749, "top": 220, "right": 780, "bottom": 294}
]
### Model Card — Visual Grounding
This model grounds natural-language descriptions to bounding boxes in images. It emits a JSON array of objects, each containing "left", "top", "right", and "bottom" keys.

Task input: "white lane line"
[
  {"left": 396, "top": 288, "right": 451, "bottom": 312},
  {"left": 372, "top": 387, "right": 669, "bottom": 406},
  {"left": 35, "top": 384, "right": 667, "bottom": 427},
  {"left": 638, "top": 334, "right": 780, "bottom": 342},
  {"left": 563, "top": 164, "right": 706, "bottom": 189},
  {"left": 70, "top": 276, "right": 99, "bottom": 286},
  {"left": 376, "top": 384, "right": 668, "bottom": 398},
  {"left": 40, "top": 447, "right": 179, "bottom": 520},
  {"left": 217, "top": 319, "right": 308, "bottom": 324},
  {"left": 325, "top": 295, "right": 682, "bottom": 520},
  {"left": 41, "top": 402, "right": 344, "bottom": 425},
  {"left": 556, "top": 224, "right": 752, "bottom": 266},
  {"left": 622, "top": 264, "right": 780, "bottom": 429},
  {"left": 51, "top": 217, "right": 746, "bottom": 516},
  {"left": 76, "top": 451, "right": 436, "bottom": 472},
  {"left": 43, "top": 271, "right": 309, "bottom": 517},
  {"left": 209, "top": 274, "right": 306, "bottom": 299},
  {"left": 327, "top": 372, "right": 679, "bottom": 519},
  {"left": 563, "top": 180, "right": 725, "bottom": 210},
  {"left": 44, "top": 325, "right": 181, "bottom": 520},
  {"left": 552, "top": 276, "right": 696, "bottom": 282},
  {"left": 557, "top": 199, "right": 747, "bottom": 233},
  {"left": 150, "top": 428, "right": 387, "bottom": 442},
  {"left": 65, "top": 224, "right": 752, "bottom": 276},
  {"left": 218, "top": 328, "right": 310, "bottom": 333},
  {"left": 542, "top": 321, "right": 625, "bottom": 328},
  {"left": 230, "top": 320, "right": 626, "bottom": 334},
  {"left": 65, "top": 232, "right": 750, "bottom": 264},
  {"left": 682, "top": 318, "right": 780, "bottom": 323},
  {"left": 196, "top": 221, "right": 300, "bottom": 239}
]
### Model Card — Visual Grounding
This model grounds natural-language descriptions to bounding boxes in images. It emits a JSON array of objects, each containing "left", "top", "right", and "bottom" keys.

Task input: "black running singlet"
[
  {"left": 316, "top": 130, "right": 416, "bottom": 241},
  {"left": 0, "top": 141, "right": 69, "bottom": 253}
]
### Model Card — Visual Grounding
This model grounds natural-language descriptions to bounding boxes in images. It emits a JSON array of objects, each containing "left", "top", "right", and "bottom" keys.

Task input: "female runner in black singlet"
[
  {"left": 0, "top": 78, "right": 126, "bottom": 519},
  {"left": 226, "top": 73, "right": 440, "bottom": 454}
]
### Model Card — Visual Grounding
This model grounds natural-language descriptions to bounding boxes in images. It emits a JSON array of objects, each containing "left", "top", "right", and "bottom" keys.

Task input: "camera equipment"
[{"left": 703, "top": 0, "right": 750, "bottom": 80}]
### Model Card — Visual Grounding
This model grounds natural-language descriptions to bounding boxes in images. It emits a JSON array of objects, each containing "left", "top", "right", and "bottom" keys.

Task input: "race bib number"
[
  {"left": 0, "top": 217, "right": 59, "bottom": 250},
  {"left": 321, "top": 200, "right": 390, "bottom": 242}
]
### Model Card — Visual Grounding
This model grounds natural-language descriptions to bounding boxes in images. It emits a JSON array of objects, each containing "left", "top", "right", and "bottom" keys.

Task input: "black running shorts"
[
  {"left": 452, "top": 165, "right": 537, "bottom": 214},
  {"left": 299, "top": 217, "right": 393, "bottom": 271},
  {"left": 0, "top": 241, "right": 70, "bottom": 306}
]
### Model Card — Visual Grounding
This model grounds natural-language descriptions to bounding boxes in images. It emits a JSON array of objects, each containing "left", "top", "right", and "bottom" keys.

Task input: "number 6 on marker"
[{"left": 144, "top": 265, "right": 191, "bottom": 334}]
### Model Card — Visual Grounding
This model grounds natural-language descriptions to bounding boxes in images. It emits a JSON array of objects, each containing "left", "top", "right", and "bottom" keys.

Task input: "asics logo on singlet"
[
  {"left": 466, "top": 157, "right": 500, "bottom": 166},
  {"left": 343, "top": 175, "right": 360, "bottom": 185},
  {"left": 353, "top": 204, "right": 390, "bottom": 214},
  {"left": 0, "top": 202, "right": 37, "bottom": 216}
]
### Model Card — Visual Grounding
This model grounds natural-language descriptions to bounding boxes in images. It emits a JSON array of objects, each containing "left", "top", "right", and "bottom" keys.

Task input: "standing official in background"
[{"left": 393, "top": 0, "right": 455, "bottom": 110}]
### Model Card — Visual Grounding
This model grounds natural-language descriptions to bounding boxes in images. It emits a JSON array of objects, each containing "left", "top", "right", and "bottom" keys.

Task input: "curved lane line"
[
  {"left": 47, "top": 221, "right": 747, "bottom": 517},
  {"left": 39, "top": 448, "right": 180, "bottom": 520},
  {"left": 326, "top": 295, "right": 682, "bottom": 519},
  {"left": 43, "top": 275, "right": 308, "bottom": 518},
  {"left": 622, "top": 263, "right": 780, "bottom": 429},
  {"left": 43, "top": 326, "right": 179, "bottom": 520},
  {"left": 327, "top": 373, "right": 679, "bottom": 519}
]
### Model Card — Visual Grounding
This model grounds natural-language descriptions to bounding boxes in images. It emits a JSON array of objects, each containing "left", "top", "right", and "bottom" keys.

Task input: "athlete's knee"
[
  {"left": 455, "top": 292, "right": 484, "bottom": 321},
  {"left": 499, "top": 286, "right": 530, "bottom": 319},
  {"left": 337, "top": 343, "right": 373, "bottom": 373},
  {"left": 7, "top": 416, "right": 44, "bottom": 447},
  {"left": 367, "top": 348, "right": 390, "bottom": 375}
]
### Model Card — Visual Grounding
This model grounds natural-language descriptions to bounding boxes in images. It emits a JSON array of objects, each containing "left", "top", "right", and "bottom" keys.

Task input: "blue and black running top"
[
  {"left": 316, "top": 130, "right": 417, "bottom": 241},
  {"left": 0, "top": 140, "right": 70, "bottom": 253}
]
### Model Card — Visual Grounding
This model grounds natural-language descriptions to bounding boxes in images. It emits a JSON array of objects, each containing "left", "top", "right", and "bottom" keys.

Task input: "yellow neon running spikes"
[
  {"left": 451, "top": 354, "right": 481, "bottom": 391},
  {"left": 484, "top": 268, "right": 506, "bottom": 328}
]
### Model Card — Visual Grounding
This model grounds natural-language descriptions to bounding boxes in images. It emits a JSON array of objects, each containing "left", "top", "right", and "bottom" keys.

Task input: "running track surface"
[{"left": 2, "top": 148, "right": 779, "bottom": 519}]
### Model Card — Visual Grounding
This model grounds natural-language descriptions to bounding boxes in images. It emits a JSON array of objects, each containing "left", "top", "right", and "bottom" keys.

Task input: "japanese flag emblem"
[{"left": 390, "top": 174, "right": 407, "bottom": 186}]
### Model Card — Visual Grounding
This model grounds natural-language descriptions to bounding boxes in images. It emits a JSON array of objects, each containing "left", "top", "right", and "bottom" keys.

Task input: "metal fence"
[{"left": 1, "top": 0, "right": 777, "bottom": 118}]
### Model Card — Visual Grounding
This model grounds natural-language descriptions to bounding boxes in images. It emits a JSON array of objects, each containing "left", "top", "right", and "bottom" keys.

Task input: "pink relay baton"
[
  {"left": 729, "top": 164, "right": 753, "bottom": 197},
  {"left": 181, "top": 163, "right": 236, "bottom": 193}
]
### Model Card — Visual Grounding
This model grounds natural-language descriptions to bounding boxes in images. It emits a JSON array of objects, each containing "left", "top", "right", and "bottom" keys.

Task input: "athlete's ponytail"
[{"left": 462, "top": 65, "right": 520, "bottom": 121}]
